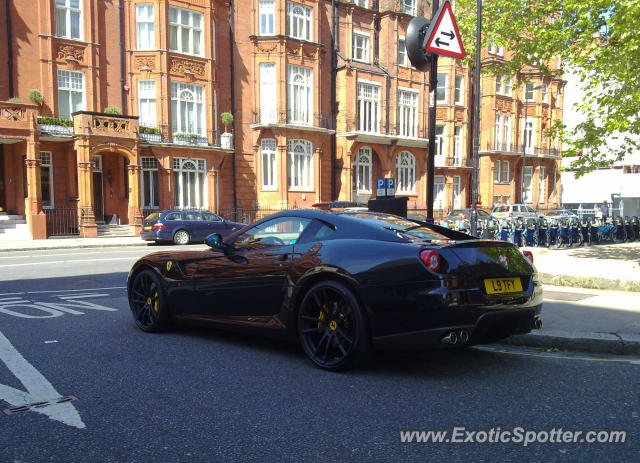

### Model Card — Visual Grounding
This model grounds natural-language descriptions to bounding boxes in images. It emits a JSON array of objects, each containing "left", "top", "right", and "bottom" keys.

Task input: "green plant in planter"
[
  {"left": 29, "top": 89, "right": 44, "bottom": 105},
  {"left": 139, "top": 126, "right": 160, "bottom": 135},
  {"left": 7, "top": 97, "right": 23, "bottom": 103},
  {"left": 104, "top": 106, "right": 121, "bottom": 115},
  {"left": 220, "top": 112, "right": 234, "bottom": 133},
  {"left": 38, "top": 116, "right": 73, "bottom": 126}
]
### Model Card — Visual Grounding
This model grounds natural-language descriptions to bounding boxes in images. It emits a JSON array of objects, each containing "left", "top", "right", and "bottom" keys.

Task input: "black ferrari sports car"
[{"left": 127, "top": 210, "right": 543, "bottom": 370}]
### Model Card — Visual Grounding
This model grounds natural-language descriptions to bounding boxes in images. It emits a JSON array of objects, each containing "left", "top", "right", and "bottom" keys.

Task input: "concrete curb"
[
  {"left": 500, "top": 330, "right": 640, "bottom": 356},
  {"left": 538, "top": 272, "right": 640, "bottom": 292},
  {"left": 0, "top": 242, "right": 149, "bottom": 252}
]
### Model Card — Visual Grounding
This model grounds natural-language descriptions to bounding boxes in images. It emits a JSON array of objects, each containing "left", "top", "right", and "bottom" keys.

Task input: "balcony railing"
[
  {"left": 139, "top": 124, "right": 164, "bottom": 143},
  {"left": 172, "top": 129, "right": 209, "bottom": 146},
  {"left": 252, "top": 111, "right": 332, "bottom": 129},
  {"left": 38, "top": 117, "right": 74, "bottom": 136},
  {"left": 435, "top": 155, "right": 473, "bottom": 168},
  {"left": 483, "top": 142, "right": 561, "bottom": 157}
]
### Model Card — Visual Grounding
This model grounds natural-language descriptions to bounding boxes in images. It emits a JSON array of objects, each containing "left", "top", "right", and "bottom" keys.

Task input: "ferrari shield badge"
[
  {"left": 499, "top": 255, "right": 509, "bottom": 269},
  {"left": 166, "top": 261, "right": 173, "bottom": 271}
]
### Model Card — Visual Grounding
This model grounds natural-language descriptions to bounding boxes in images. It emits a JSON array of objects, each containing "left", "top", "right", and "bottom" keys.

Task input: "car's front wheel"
[
  {"left": 297, "top": 280, "right": 371, "bottom": 371},
  {"left": 173, "top": 229, "right": 190, "bottom": 245},
  {"left": 128, "top": 269, "right": 169, "bottom": 332}
]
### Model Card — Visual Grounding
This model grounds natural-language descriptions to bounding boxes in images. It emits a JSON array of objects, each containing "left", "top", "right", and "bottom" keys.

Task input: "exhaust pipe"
[
  {"left": 533, "top": 318, "right": 543, "bottom": 329},
  {"left": 459, "top": 330, "right": 469, "bottom": 343},
  {"left": 441, "top": 331, "right": 458, "bottom": 345}
]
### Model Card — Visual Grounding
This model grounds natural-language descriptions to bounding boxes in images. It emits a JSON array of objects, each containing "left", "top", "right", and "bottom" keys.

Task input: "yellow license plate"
[
  {"left": 484, "top": 277, "right": 522, "bottom": 294},
  {"left": 144, "top": 226, "right": 152, "bottom": 230}
]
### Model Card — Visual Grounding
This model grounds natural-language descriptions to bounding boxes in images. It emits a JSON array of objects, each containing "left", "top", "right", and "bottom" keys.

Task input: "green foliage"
[
  {"left": 104, "top": 106, "right": 122, "bottom": 115},
  {"left": 139, "top": 125, "right": 160, "bottom": 135},
  {"left": 38, "top": 116, "right": 73, "bottom": 126},
  {"left": 7, "top": 97, "right": 22, "bottom": 103},
  {"left": 454, "top": 0, "right": 640, "bottom": 177},
  {"left": 220, "top": 112, "right": 234, "bottom": 131},
  {"left": 28, "top": 89, "right": 44, "bottom": 105}
]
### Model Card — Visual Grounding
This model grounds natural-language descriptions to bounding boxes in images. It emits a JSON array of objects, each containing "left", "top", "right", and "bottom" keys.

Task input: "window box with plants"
[
  {"left": 220, "top": 112, "right": 234, "bottom": 149},
  {"left": 139, "top": 125, "right": 163, "bottom": 143},
  {"left": 172, "top": 132, "right": 208, "bottom": 146},
  {"left": 38, "top": 116, "right": 74, "bottom": 136}
]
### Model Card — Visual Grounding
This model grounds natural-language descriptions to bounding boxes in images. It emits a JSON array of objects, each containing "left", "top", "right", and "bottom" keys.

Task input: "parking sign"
[
  {"left": 385, "top": 178, "right": 395, "bottom": 197},
  {"left": 376, "top": 178, "right": 386, "bottom": 197}
]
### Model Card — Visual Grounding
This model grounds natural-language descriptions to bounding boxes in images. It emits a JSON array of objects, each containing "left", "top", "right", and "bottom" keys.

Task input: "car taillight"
[
  {"left": 523, "top": 250, "right": 534, "bottom": 263},
  {"left": 153, "top": 223, "right": 166, "bottom": 230},
  {"left": 420, "top": 250, "right": 441, "bottom": 272}
]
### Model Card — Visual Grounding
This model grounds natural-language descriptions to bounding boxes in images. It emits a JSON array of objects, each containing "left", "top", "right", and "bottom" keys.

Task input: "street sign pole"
[
  {"left": 427, "top": 0, "right": 439, "bottom": 222},
  {"left": 471, "top": 0, "right": 482, "bottom": 236}
]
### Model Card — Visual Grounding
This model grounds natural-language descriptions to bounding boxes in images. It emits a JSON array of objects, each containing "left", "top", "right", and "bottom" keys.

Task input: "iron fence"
[{"left": 44, "top": 207, "right": 79, "bottom": 237}]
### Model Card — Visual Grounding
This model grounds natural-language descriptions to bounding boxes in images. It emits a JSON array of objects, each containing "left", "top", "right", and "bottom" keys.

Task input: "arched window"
[
  {"left": 173, "top": 157, "right": 207, "bottom": 208},
  {"left": 261, "top": 138, "right": 277, "bottom": 190},
  {"left": 354, "top": 147, "right": 372, "bottom": 194},
  {"left": 171, "top": 82, "right": 205, "bottom": 136},
  {"left": 396, "top": 151, "right": 416, "bottom": 194},
  {"left": 288, "top": 139, "right": 313, "bottom": 189}
]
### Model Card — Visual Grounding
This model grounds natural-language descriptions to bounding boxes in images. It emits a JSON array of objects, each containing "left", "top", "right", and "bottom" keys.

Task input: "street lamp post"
[{"left": 521, "top": 84, "right": 544, "bottom": 203}]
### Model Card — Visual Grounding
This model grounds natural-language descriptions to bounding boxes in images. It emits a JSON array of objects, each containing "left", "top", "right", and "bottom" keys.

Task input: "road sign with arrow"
[{"left": 425, "top": 1, "right": 465, "bottom": 59}]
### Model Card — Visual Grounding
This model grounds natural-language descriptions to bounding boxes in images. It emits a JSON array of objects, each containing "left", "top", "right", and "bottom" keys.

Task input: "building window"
[
  {"left": 171, "top": 82, "right": 205, "bottom": 136},
  {"left": 523, "top": 120, "right": 534, "bottom": 154},
  {"left": 354, "top": 147, "right": 372, "bottom": 195},
  {"left": 398, "top": 37, "right": 407, "bottom": 66},
  {"left": 287, "top": 64, "right": 313, "bottom": 125},
  {"left": 539, "top": 166, "right": 546, "bottom": 203},
  {"left": 138, "top": 80, "right": 156, "bottom": 128},
  {"left": 436, "top": 73, "right": 447, "bottom": 104},
  {"left": 259, "top": 0, "right": 275, "bottom": 36},
  {"left": 396, "top": 151, "right": 416, "bottom": 194},
  {"left": 398, "top": 89, "right": 418, "bottom": 138},
  {"left": 504, "top": 77, "right": 513, "bottom": 96},
  {"left": 435, "top": 125, "right": 446, "bottom": 156},
  {"left": 352, "top": 31, "right": 370, "bottom": 62},
  {"left": 357, "top": 81, "right": 380, "bottom": 133},
  {"left": 488, "top": 39, "right": 503, "bottom": 56},
  {"left": 523, "top": 166, "right": 533, "bottom": 203},
  {"left": 141, "top": 156, "right": 159, "bottom": 208},
  {"left": 260, "top": 63, "right": 277, "bottom": 123},
  {"left": 40, "top": 152, "right": 54, "bottom": 208},
  {"left": 541, "top": 83, "right": 549, "bottom": 104},
  {"left": 57, "top": 70, "right": 84, "bottom": 120},
  {"left": 524, "top": 82, "right": 536, "bottom": 102},
  {"left": 288, "top": 139, "right": 313, "bottom": 190},
  {"left": 287, "top": 2, "right": 312, "bottom": 41},
  {"left": 136, "top": 4, "right": 155, "bottom": 50},
  {"left": 454, "top": 75, "right": 464, "bottom": 105},
  {"left": 494, "top": 114, "right": 502, "bottom": 150},
  {"left": 173, "top": 158, "right": 207, "bottom": 209},
  {"left": 503, "top": 115, "right": 512, "bottom": 150},
  {"left": 496, "top": 75, "right": 503, "bottom": 95},
  {"left": 434, "top": 175, "right": 445, "bottom": 210},
  {"left": 261, "top": 138, "right": 277, "bottom": 190},
  {"left": 169, "top": 6, "right": 203, "bottom": 56},
  {"left": 56, "top": 0, "right": 82, "bottom": 40},
  {"left": 494, "top": 160, "right": 510, "bottom": 184},
  {"left": 402, "top": 0, "right": 416, "bottom": 15},
  {"left": 453, "top": 176, "right": 461, "bottom": 208},
  {"left": 453, "top": 126, "right": 463, "bottom": 165}
]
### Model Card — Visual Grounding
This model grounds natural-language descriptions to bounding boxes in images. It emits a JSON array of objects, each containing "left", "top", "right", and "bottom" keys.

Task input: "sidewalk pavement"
[{"left": 1, "top": 235, "right": 639, "bottom": 355}]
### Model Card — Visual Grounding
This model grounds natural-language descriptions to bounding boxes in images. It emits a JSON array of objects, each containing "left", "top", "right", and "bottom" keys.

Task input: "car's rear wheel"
[
  {"left": 128, "top": 269, "right": 169, "bottom": 332},
  {"left": 173, "top": 229, "right": 190, "bottom": 245},
  {"left": 297, "top": 280, "right": 371, "bottom": 371}
]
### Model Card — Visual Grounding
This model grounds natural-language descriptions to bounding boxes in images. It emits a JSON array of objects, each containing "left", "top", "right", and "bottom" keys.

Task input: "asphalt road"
[{"left": 0, "top": 247, "right": 638, "bottom": 462}]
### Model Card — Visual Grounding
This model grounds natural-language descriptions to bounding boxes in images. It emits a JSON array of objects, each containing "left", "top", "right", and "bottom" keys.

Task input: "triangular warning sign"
[{"left": 425, "top": 1, "right": 466, "bottom": 59}]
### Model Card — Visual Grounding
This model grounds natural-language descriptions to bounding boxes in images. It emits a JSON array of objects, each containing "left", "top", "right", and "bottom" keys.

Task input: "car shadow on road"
[{"left": 566, "top": 244, "right": 640, "bottom": 262}]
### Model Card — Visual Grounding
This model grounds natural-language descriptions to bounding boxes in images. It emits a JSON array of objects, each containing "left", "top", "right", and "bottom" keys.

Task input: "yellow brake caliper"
[
  {"left": 153, "top": 292, "right": 159, "bottom": 312},
  {"left": 317, "top": 306, "right": 326, "bottom": 328}
]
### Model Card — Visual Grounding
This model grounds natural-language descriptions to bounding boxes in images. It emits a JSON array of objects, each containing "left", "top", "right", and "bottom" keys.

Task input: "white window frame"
[
  {"left": 354, "top": 147, "right": 372, "bottom": 195},
  {"left": 136, "top": 4, "right": 155, "bottom": 50},
  {"left": 402, "top": 0, "right": 416, "bottom": 16},
  {"left": 169, "top": 6, "right": 204, "bottom": 57},
  {"left": 434, "top": 175, "right": 445, "bottom": 210},
  {"left": 398, "top": 88, "right": 418, "bottom": 138},
  {"left": 494, "top": 114, "right": 502, "bottom": 150},
  {"left": 496, "top": 75, "right": 503, "bottom": 95},
  {"left": 260, "top": 62, "right": 277, "bottom": 123},
  {"left": 138, "top": 80, "right": 157, "bottom": 128},
  {"left": 170, "top": 81, "right": 205, "bottom": 136},
  {"left": 453, "top": 176, "right": 461, "bottom": 208},
  {"left": 539, "top": 166, "right": 546, "bottom": 204},
  {"left": 488, "top": 39, "right": 503, "bottom": 56},
  {"left": 503, "top": 115, "right": 512, "bottom": 150},
  {"left": 453, "top": 126, "right": 463, "bottom": 165},
  {"left": 352, "top": 30, "right": 370, "bottom": 63},
  {"left": 436, "top": 73, "right": 448, "bottom": 104},
  {"left": 504, "top": 77, "right": 513, "bottom": 97},
  {"left": 454, "top": 75, "right": 464, "bottom": 105},
  {"left": 523, "top": 166, "right": 533, "bottom": 203},
  {"left": 40, "top": 151, "right": 54, "bottom": 209},
  {"left": 493, "top": 160, "right": 501, "bottom": 183},
  {"left": 357, "top": 80, "right": 381, "bottom": 133},
  {"left": 435, "top": 125, "right": 446, "bottom": 157},
  {"left": 396, "top": 151, "right": 416, "bottom": 195},
  {"left": 288, "top": 139, "right": 313, "bottom": 190},
  {"left": 173, "top": 157, "right": 207, "bottom": 209},
  {"left": 261, "top": 138, "right": 278, "bottom": 190},
  {"left": 541, "top": 83, "right": 549, "bottom": 104},
  {"left": 524, "top": 82, "right": 536, "bottom": 102},
  {"left": 287, "top": 64, "right": 313, "bottom": 125},
  {"left": 524, "top": 120, "right": 535, "bottom": 154},
  {"left": 259, "top": 0, "right": 275, "bottom": 36},
  {"left": 57, "top": 69, "right": 85, "bottom": 120},
  {"left": 502, "top": 160, "right": 510, "bottom": 184},
  {"left": 141, "top": 156, "right": 159, "bottom": 208},
  {"left": 55, "top": 0, "right": 82, "bottom": 40},
  {"left": 287, "top": 2, "right": 312, "bottom": 41},
  {"left": 398, "top": 36, "right": 407, "bottom": 66}
]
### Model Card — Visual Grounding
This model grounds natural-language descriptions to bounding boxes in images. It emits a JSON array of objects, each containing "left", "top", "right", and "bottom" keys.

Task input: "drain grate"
[{"left": 2, "top": 395, "right": 78, "bottom": 415}]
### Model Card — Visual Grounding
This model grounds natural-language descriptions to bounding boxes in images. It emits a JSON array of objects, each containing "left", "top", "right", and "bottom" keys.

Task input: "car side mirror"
[{"left": 205, "top": 233, "right": 233, "bottom": 253}]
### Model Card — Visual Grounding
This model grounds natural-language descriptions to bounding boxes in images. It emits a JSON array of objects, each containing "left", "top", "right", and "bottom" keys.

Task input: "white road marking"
[
  {"left": 0, "top": 294, "right": 118, "bottom": 318},
  {"left": 0, "top": 257, "right": 135, "bottom": 268},
  {"left": 27, "top": 286, "right": 126, "bottom": 295},
  {"left": 0, "top": 331, "right": 85, "bottom": 429}
]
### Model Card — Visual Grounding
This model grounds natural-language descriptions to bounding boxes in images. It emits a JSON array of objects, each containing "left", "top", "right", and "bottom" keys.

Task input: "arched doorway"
[{"left": 92, "top": 152, "right": 131, "bottom": 224}]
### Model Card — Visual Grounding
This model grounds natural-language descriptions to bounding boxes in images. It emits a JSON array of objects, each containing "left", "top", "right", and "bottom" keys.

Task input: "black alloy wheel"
[
  {"left": 297, "top": 281, "right": 371, "bottom": 371},
  {"left": 128, "top": 269, "right": 169, "bottom": 332}
]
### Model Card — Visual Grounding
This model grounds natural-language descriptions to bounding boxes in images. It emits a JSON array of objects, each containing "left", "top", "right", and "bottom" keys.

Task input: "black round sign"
[{"left": 405, "top": 16, "right": 431, "bottom": 71}]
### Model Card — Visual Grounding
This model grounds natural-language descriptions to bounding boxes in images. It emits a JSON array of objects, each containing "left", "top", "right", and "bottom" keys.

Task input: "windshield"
[
  {"left": 343, "top": 213, "right": 450, "bottom": 242},
  {"left": 145, "top": 212, "right": 161, "bottom": 221}
]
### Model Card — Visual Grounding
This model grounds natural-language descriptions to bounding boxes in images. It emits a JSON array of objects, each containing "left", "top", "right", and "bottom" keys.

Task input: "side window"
[
  {"left": 233, "top": 217, "right": 312, "bottom": 249},
  {"left": 203, "top": 212, "right": 222, "bottom": 222},
  {"left": 165, "top": 213, "right": 182, "bottom": 221},
  {"left": 528, "top": 206, "right": 536, "bottom": 213},
  {"left": 184, "top": 212, "right": 202, "bottom": 221}
]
